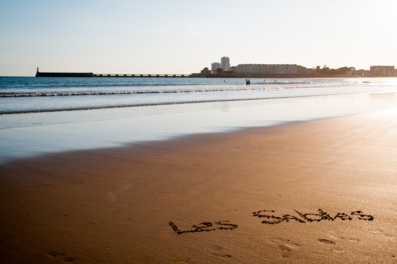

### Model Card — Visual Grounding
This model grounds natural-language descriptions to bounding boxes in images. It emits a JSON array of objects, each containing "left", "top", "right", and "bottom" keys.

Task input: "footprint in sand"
[
  {"left": 48, "top": 251, "right": 77, "bottom": 262},
  {"left": 318, "top": 239, "right": 345, "bottom": 253},
  {"left": 368, "top": 228, "right": 397, "bottom": 238},
  {"left": 212, "top": 252, "right": 232, "bottom": 258},
  {"left": 318, "top": 239, "right": 336, "bottom": 245},
  {"left": 270, "top": 238, "right": 301, "bottom": 259},
  {"left": 278, "top": 245, "right": 292, "bottom": 259},
  {"left": 206, "top": 245, "right": 232, "bottom": 259},
  {"left": 48, "top": 251, "right": 66, "bottom": 257},
  {"left": 330, "top": 247, "right": 345, "bottom": 253},
  {"left": 339, "top": 236, "right": 360, "bottom": 242}
]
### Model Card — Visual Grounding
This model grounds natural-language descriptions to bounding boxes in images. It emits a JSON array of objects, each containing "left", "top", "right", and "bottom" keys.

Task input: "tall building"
[
  {"left": 221, "top": 57, "right": 230, "bottom": 71},
  {"left": 211, "top": 62, "right": 221, "bottom": 74},
  {"left": 370, "top": 65, "right": 395, "bottom": 76}
]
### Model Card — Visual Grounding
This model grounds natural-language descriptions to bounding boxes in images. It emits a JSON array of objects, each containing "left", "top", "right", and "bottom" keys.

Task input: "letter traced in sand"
[
  {"left": 252, "top": 210, "right": 305, "bottom": 224},
  {"left": 169, "top": 220, "right": 238, "bottom": 235},
  {"left": 253, "top": 209, "right": 374, "bottom": 224},
  {"left": 169, "top": 209, "right": 374, "bottom": 235}
]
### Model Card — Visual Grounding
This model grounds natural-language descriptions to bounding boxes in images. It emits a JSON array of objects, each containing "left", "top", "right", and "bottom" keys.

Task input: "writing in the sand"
[
  {"left": 252, "top": 209, "right": 374, "bottom": 225},
  {"left": 169, "top": 220, "right": 238, "bottom": 235},
  {"left": 169, "top": 209, "right": 374, "bottom": 235}
]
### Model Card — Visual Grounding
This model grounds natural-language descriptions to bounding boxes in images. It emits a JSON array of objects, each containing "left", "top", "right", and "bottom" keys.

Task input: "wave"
[
  {"left": 0, "top": 84, "right": 357, "bottom": 98},
  {"left": 0, "top": 87, "right": 281, "bottom": 97},
  {"left": 262, "top": 81, "right": 313, "bottom": 84},
  {"left": 1, "top": 76, "right": 368, "bottom": 91},
  {"left": 0, "top": 93, "right": 341, "bottom": 115},
  {"left": 1, "top": 82, "right": 209, "bottom": 89}
]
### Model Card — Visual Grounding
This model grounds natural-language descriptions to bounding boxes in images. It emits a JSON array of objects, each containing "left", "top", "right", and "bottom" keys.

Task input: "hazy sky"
[{"left": 1, "top": 0, "right": 396, "bottom": 76}]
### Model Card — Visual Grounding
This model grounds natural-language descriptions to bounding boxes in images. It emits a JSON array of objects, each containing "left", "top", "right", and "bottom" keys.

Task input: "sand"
[{"left": 1, "top": 110, "right": 397, "bottom": 263}]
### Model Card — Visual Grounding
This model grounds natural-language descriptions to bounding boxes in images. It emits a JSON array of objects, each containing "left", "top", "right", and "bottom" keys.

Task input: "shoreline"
[
  {"left": 1, "top": 111, "right": 397, "bottom": 263},
  {"left": 0, "top": 93, "right": 357, "bottom": 115},
  {"left": 1, "top": 92, "right": 396, "bottom": 164},
  {"left": 3, "top": 75, "right": 397, "bottom": 78}
]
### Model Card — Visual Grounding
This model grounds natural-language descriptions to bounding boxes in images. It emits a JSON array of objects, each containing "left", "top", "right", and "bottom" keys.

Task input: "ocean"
[
  {"left": 1, "top": 77, "right": 397, "bottom": 114},
  {"left": 1, "top": 76, "right": 397, "bottom": 163}
]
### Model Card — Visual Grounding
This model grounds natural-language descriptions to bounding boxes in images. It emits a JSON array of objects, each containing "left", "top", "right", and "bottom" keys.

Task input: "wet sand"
[{"left": 1, "top": 110, "right": 397, "bottom": 263}]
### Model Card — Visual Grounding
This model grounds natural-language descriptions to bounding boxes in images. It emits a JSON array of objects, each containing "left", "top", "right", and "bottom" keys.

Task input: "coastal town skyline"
[
  {"left": 204, "top": 56, "right": 396, "bottom": 77},
  {"left": 1, "top": 0, "right": 397, "bottom": 76}
]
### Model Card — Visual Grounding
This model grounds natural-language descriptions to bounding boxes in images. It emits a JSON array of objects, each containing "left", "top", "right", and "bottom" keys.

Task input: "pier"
[
  {"left": 35, "top": 68, "right": 189, "bottom": 78},
  {"left": 93, "top": 73, "right": 188, "bottom": 78}
]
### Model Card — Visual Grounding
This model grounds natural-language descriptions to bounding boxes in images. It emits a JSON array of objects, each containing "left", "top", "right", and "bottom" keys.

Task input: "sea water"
[
  {"left": 0, "top": 77, "right": 397, "bottom": 163},
  {"left": 1, "top": 77, "right": 397, "bottom": 114}
]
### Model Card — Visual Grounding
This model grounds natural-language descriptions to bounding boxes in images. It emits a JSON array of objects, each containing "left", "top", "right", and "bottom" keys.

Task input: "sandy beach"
[
  {"left": 1, "top": 0, "right": 397, "bottom": 262},
  {"left": 1, "top": 108, "right": 397, "bottom": 263}
]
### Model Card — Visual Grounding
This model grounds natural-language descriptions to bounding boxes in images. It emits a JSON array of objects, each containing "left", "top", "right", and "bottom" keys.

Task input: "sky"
[{"left": 0, "top": 0, "right": 396, "bottom": 76}]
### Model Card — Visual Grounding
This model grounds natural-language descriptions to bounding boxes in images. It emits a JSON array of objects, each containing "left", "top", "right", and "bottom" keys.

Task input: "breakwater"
[
  {"left": 35, "top": 69, "right": 188, "bottom": 78},
  {"left": 34, "top": 69, "right": 358, "bottom": 78},
  {"left": 94, "top": 74, "right": 188, "bottom": 78},
  {"left": 36, "top": 71, "right": 94, "bottom": 77}
]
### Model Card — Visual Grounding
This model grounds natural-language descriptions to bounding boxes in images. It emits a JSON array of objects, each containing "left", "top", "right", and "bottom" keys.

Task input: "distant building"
[
  {"left": 221, "top": 57, "right": 230, "bottom": 71},
  {"left": 370, "top": 66, "right": 395, "bottom": 76},
  {"left": 211, "top": 62, "right": 221, "bottom": 74},
  {"left": 200, "top": 67, "right": 211, "bottom": 75},
  {"left": 235, "top": 64, "right": 310, "bottom": 75},
  {"left": 354, "top": 69, "right": 369, "bottom": 77}
]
